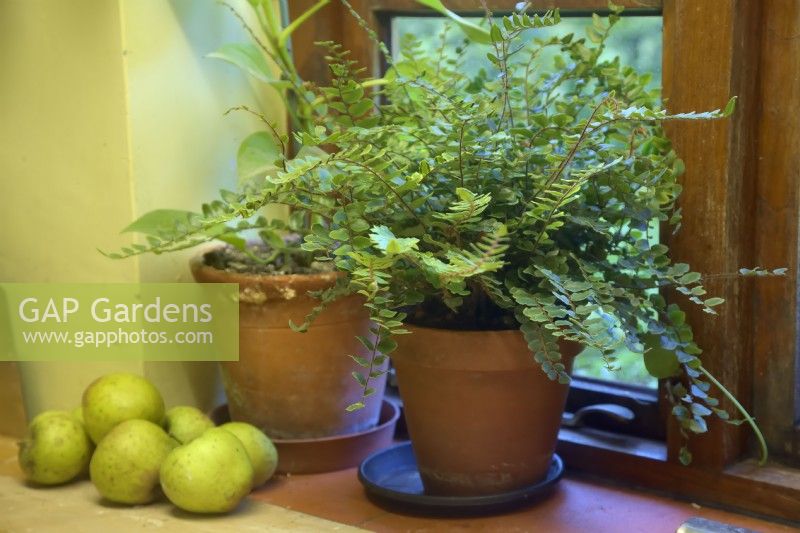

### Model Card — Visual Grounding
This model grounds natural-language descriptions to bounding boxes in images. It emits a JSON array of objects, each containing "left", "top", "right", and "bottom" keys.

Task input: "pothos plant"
[{"left": 109, "top": 3, "right": 784, "bottom": 463}]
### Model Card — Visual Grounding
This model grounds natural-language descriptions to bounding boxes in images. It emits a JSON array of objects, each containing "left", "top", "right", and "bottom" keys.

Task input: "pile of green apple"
[{"left": 17, "top": 373, "right": 277, "bottom": 514}]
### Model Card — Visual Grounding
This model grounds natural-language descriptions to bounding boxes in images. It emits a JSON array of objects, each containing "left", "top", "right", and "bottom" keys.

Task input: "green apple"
[
  {"left": 160, "top": 427, "right": 253, "bottom": 513},
  {"left": 82, "top": 373, "right": 165, "bottom": 444},
  {"left": 163, "top": 406, "right": 214, "bottom": 444},
  {"left": 220, "top": 422, "right": 278, "bottom": 487},
  {"left": 90, "top": 419, "right": 176, "bottom": 504},
  {"left": 18, "top": 410, "right": 92, "bottom": 485}
]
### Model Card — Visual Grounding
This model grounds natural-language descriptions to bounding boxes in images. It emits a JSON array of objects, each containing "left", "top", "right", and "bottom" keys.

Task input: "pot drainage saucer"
[
  {"left": 358, "top": 442, "right": 564, "bottom": 515},
  {"left": 209, "top": 400, "right": 400, "bottom": 474}
]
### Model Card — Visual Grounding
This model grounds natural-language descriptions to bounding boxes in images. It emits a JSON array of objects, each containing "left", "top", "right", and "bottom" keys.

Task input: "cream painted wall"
[
  {"left": 0, "top": 0, "right": 141, "bottom": 433},
  {"left": 0, "top": 0, "right": 138, "bottom": 283},
  {"left": 0, "top": 0, "right": 285, "bottom": 430},
  {"left": 119, "top": 0, "right": 284, "bottom": 410},
  {"left": 120, "top": 0, "right": 282, "bottom": 283}
]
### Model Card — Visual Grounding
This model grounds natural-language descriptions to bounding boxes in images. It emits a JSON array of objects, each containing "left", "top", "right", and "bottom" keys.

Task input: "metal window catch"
[{"left": 561, "top": 403, "right": 635, "bottom": 429}]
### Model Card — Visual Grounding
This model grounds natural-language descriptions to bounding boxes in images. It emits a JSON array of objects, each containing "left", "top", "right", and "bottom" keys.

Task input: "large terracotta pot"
[
  {"left": 191, "top": 250, "right": 386, "bottom": 439},
  {"left": 393, "top": 325, "right": 581, "bottom": 496}
]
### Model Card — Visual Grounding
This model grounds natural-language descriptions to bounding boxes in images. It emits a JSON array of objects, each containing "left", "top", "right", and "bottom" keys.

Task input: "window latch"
[{"left": 562, "top": 403, "right": 635, "bottom": 429}]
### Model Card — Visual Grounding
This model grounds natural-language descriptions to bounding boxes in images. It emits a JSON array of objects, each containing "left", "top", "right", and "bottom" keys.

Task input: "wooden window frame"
[{"left": 291, "top": 0, "right": 800, "bottom": 523}]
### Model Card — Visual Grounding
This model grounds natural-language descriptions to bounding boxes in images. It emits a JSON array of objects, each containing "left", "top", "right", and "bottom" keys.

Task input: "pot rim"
[{"left": 396, "top": 324, "right": 582, "bottom": 371}]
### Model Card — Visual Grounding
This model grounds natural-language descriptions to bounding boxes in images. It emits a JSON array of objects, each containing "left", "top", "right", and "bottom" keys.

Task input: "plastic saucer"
[{"left": 358, "top": 442, "right": 564, "bottom": 515}]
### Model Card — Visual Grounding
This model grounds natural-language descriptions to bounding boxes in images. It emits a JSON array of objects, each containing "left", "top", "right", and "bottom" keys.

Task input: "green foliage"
[
  {"left": 120, "top": 210, "right": 198, "bottom": 237},
  {"left": 210, "top": 0, "right": 326, "bottom": 135},
  {"left": 107, "top": 1, "right": 786, "bottom": 459},
  {"left": 237, "top": 131, "right": 283, "bottom": 183},
  {"left": 207, "top": 43, "right": 287, "bottom": 87},
  {"left": 412, "top": 0, "right": 492, "bottom": 44},
  {"left": 114, "top": 1, "right": 344, "bottom": 263}
]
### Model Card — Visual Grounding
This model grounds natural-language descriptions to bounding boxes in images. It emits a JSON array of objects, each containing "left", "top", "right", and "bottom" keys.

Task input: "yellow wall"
[
  {"left": 0, "top": 0, "right": 284, "bottom": 434},
  {"left": 0, "top": 0, "right": 137, "bottom": 283},
  {"left": 121, "top": 0, "right": 280, "bottom": 283}
]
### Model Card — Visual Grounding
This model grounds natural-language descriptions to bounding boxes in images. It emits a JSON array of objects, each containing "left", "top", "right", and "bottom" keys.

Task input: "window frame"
[{"left": 290, "top": 0, "right": 800, "bottom": 522}]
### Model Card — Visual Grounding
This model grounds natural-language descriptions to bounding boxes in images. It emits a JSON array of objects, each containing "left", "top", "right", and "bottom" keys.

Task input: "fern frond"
[
  {"left": 431, "top": 224, "right": 510, "bottom": 283},
  {"left": 433, "top": 187, "right": 491, "bottom": 227},
  {"left": 289, "top": 276, "right": 353, "bottom": 332},
  {"left": 518, "top": 318, "right": 570, "bottom": 384}
]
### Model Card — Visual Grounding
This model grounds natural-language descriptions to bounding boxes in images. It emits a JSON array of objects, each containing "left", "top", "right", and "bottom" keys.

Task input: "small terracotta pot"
[
  {"left": 191, "top": 249, "right": 386, "bottom": 439},
  {"left": 393, "top": 325, "right": 581, "bottom": 496}
]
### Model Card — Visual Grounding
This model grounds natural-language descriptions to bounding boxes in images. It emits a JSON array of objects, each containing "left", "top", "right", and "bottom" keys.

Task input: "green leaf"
[
  {"left": 679, "top": 446, "right": 692, "bottom": 465},
  {"left": 667, "top": 306, "right": 686, "bottom": 326},
  {"left": 288, "top": 319, "right": 308, "bottom": 333},
  {"left": 691, "top": 403, "right": 713, "bottom": 417},
  {"left": 672, "top": 405, "right": 689, "bottom": 418},
  {"left": 345, "top": 402, "right": 365, "bottom": 412},
  {"left": 673, "top": 158, "right": 686, "bottom": 176},
  {"left": 723, "top": 96, "right": 737, "bottom": 117},
  {"left": 208, "top": 44, "right": 285, "bottom": 86},
  {"left": 121, "top": 209, "right": 197, "bottom": 236},
  {"left": 355, "top": 335, "right": 374, "bottom": 351},
  {"left": 677, "top": 272, "right": 702, "bottom": 284},
  {"left": 413, "top": 0, "right": 491, "bottom": 43},
  {"left": 352, "top": 236, "right": 372, "bottom": 248},
  {"left": 237, "top": 132, "right": 282, "bottom": 181},
  {"left": 350, "top": 218, "right": 370, "bottom": 233},
  {"left": 348, "top": 99, "right": 373, "bottom": 117},
  {"left": 259, "top": 229, "right": 284, "bottom": 250},
  {"left": 490, "top": 24, "right": 503, "bottom": 43},
  {"left": 704, "top": 297, "right": 725, "bottom": 307},
  {"left": 592, "top": 13, "right": 606, "bottom": 31},
  {"left": 217, "top": 233, "right": 247, "bottom": 250},
  {"left": 586, "top": 26, "right": 603, "bottom": 44},
  {"left": 329, "top": 228, "right": 350, "bottom": 241},
  {"left": 349, "top": 354, "right": 370, "bottom": 367},
  {"left": 370, "top": 225, "right": 419, "bottom": 255},
  {"left": 688, "top": 417, "right": 708, "bottom": 433},
  {"left": 643, "top": 344, "right": 680, "bottom": 379},
  {"left": 377, "top": 336, "right": 398, "bottom": 354}
]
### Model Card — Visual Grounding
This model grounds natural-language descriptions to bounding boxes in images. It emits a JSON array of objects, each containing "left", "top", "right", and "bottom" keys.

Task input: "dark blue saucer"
[{"left": 357, "top": 442, "right": 564, "bottom": 515}]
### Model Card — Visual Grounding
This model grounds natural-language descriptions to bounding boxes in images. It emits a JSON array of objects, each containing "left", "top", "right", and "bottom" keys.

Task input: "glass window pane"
[
  {"left": 390, "top": 15, "right": 662, "bottom": 389},
  {"left": 391, "top": 16, "right": 661, "bottom": 83}
]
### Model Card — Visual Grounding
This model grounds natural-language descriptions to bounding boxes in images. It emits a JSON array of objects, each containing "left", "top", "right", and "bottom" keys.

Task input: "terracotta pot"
[
  {"left": 191, "top": 250, "right": 386, "bottom": 439},
  {"left": 393, "top": 325, "right": 581, "bottom": 496}
]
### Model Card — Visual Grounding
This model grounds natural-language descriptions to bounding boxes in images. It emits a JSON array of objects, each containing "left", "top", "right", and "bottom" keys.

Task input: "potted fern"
[
  {"left": 111, "top": 2, "right": 784, "bottom": 495},
  {"left": 107, "top": 0, "right": 389, "bottom": 442}
]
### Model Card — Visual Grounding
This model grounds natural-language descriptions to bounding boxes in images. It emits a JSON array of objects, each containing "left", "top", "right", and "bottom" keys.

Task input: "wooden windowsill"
[
  {"left": 251, "top": 450, "right": 792, "bottom": 532},
  {"left": 558, "top": 429, "right": 800, "bottom": 525},
  {"left": 0, "top": 433, "right": 792, "bottom": 531}
]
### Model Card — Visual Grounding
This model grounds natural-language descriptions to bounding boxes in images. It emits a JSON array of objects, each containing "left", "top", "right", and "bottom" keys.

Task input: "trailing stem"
[{"left": 699, "top": 365, "right": 768, "bottom": 466}]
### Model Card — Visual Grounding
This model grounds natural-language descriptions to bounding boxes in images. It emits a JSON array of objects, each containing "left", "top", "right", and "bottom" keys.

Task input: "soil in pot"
[
  {"left": 393, "top": 321, "right": 580, "bottom": 497},
  {"left": 192, "top": 245, "right": 387, "bottom": 440},
  {"left": 203, "top": 242, "right": 333, "bottom": 276}
]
